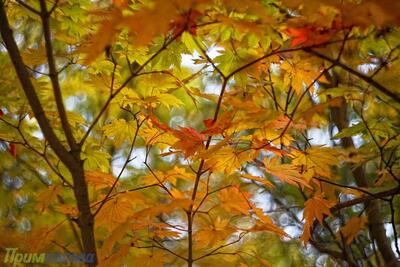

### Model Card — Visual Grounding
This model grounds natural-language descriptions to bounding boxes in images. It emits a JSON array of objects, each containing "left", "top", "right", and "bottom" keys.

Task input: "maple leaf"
[
  {"left": 301, "top": 194, "right": 336, "bottom": 244},
  {"left": 241, "top": 173, "right": 275, "bottom": 188},
  {"left": 80, "top": 9, "right": 122, "bottom": 65},
  {"left": 201, "top": 111, "right": 233, "bottom": 135},
  {"left": 170, "top": 9, "right": 202, "bottom": 37},
  {"left": 263, "top": 158, "right": 311, "bottom": 188},
  {"left": 54, "top": 204, "right": 79, "bottom": 217},
  {"left": 171, "top": 126, "right": 205, "bottom": 157},
  {"left": 218, "top": 186, "right": 251, "bottom": 215},
  {"left": 292, "top": 146, "right": 340, "bottom": 181},
  {"left": 86, "top": 171, "right": 118, "bottom": 190},
  {"left": 123, "top": 1, "right": 178, "bottom": 47},
  {"left": 96, "top": 195, "right": 134, "bottom": 231},
  {"left": 133, "top": 199, "right": 192, "bottom": 220},
  {"left": 24, "top": 226, "right": 57, "bottom": 252},
  {"left": 195, "top": 217, "right": 236, "bottom": 248},
  {"left": 131, "top": 250, "right": 166, "bottom": 267},
  {"left": 251, "top": 206, "right": 287, "bottom": 237},
  {"left": 338, "top": 216, "right": 367, "bottom": 245},
  {"left": 35, "top": 185, "right": 61, "bottom": 213},
  {"left": 199, "top": 144, "right": 255, "bottom": 174},
  {"left": 102, "top": 118, "right": 137, "bottom": 146},
  {"left": 285, "top": 25, "right": 337, "bottom": 47},
  {"left": 99, "top": 244, "right": 131, "bottom": 267},
  {"left": 149, "top": 117, "right": 205, "bottom": 157},
  {"left": 281, "top": 60, "right": 328, "bottom": 95}
]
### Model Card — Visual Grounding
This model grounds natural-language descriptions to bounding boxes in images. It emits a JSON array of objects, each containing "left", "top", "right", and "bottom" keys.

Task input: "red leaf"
[
  {"left": 285, "top": 21, "right": 342, "bottom": 47},
  {"left": 203, "top": 119, "right": 215, "bottom": 128},
  {"left": 9, "top": 143, "right": 17, "bottom": 159},
  {"left": 201, "top": 112, "right": 233, "bottom": 135},
  {"left": 150, "top": 116, "right": 171, "bottom": 132}
]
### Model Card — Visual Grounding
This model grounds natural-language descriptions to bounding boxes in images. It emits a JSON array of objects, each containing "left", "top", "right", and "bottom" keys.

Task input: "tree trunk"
[
  {"left": 0, "top": 4, "right": 98, "bottom": 266},
  {"left": 71, "top": 164, "right": 98, "bottom": 266}
]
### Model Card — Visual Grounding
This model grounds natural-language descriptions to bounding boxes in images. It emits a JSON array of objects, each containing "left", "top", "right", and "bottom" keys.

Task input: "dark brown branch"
[
  {"left": 0, "top": 1, "right": 75, "bottom": 169},
  {"left": 39, "top": 0, "right": 77, "bottom": 153},
  {"left": 193, "top": 232, "right": 247, "bottom": 262},
  {"left": 314, "top": 176, "right": 391, "bottom": 202},
  {"left": 305, "top": 48, "right": 400, "bottom": 104},
  {"left": 16, "top": 0, "right": 40, "bottom": 15}
]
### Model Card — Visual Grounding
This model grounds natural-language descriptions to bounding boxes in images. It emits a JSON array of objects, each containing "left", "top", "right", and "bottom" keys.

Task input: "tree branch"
[
  {"left": 0, "top": 1, "right": 75, "bottom": 169},
  {"left": 305, "top": 48, "right": 400, "bottom": 104},
  {"left": 39, "top": 0, "right": 77, "bottom": 153}
]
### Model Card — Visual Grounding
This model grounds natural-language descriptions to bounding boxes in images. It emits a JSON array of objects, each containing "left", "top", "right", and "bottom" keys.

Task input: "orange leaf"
[
  {"left": 171, "top": 127, "right": 205, "bottom": 157},
  {"left": 35, "top": 185, "right": 61, "bottom": 213},
  {"left": 218, "top": 186, "right": 251, "bottom": 215},
  {"left": 86, "top": 171, "right": 118, "bottom": 190},
  {"left": 338, "top": 216, "right": 367, "bottom": 245},
  {"left": 81, "top": 9, "right": 122, "bottom": 65},
  {"left": 201, "top": 111, "right": 233, "bottom": 135},
  {"left": 96, "top": 195, "right": 134, "bottom": 231},
  {"left": 264, "top": 158, "right": 311, "bottom": 188},
  {"left": 241, "top": 173, "right": 275, "bottom": 188},
  {"left": 285, "top": 22, "right": 340, "bottom": 47},
  {"left": 301, "top": 194, "right": 336, "bottom": 244}
]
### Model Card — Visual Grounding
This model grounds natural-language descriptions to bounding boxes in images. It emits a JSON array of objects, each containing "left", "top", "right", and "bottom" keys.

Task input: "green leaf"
[{"left": 333, "top": 122, "right": 364, "bottom": 139}]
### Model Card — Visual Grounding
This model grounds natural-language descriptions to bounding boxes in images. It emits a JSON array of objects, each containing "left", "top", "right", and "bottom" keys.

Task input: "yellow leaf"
[
  {"left": 131, "top": 250, "right": 166, "bottom": 267},
  {"left": 102, "top": 119, "right": 137, "bottom": 146},
  {"left": 133, "top": 199, "right": 192, "bottom": 220},
  {"left": 281, "top": 60, "right": 327, "bottom": 95},
  {"left": 202, "top": 146, "right": 254, "bottom": 174},
  {"left": 292, "top": 146, "right": 340, "bottom": 181}
]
